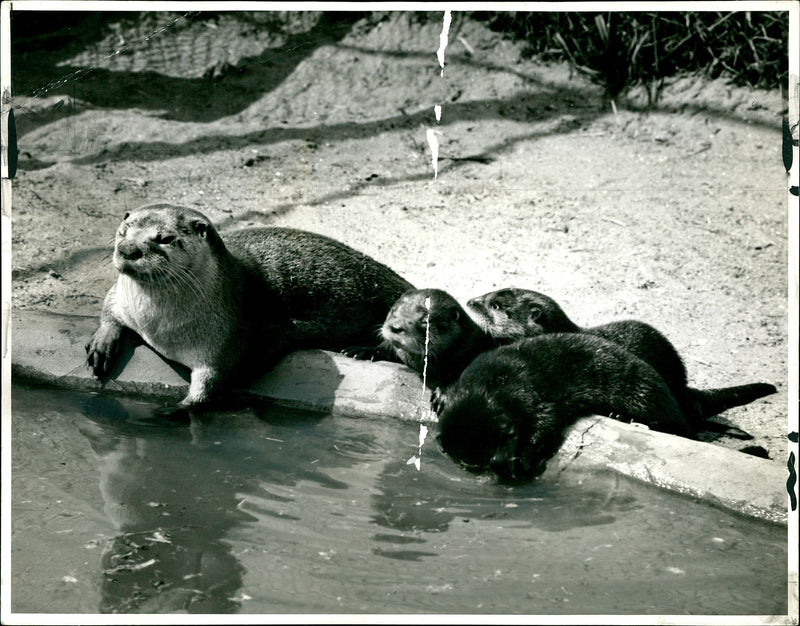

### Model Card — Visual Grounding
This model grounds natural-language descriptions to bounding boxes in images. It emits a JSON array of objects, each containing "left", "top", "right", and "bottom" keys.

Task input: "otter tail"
[{"left": 687, "top": 383, "right": 777, "bottom": 421}]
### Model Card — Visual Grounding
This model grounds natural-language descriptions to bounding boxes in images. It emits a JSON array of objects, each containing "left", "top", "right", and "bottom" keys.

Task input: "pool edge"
[{"left": 8, "top": 308, "right": 788, "bottom": 525}]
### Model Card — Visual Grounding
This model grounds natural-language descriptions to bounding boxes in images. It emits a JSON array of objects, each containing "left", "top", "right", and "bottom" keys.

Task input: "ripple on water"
[{"left": 10, "top": 385, "right": 789, "bottom": 616}]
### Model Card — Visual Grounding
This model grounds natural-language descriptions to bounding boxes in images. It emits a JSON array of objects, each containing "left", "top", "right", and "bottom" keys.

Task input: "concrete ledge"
[
  {"left": 546, "top": 418, "right": 787, "bottom": 525},
  {"left": 9, "top": 309, "right": 433, "bottom": 421},
  {"left": 9, "top": 309, "right": 788, "bottom": 525}
]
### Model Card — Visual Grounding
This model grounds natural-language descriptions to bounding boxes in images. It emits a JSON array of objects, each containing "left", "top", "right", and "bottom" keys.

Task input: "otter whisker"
[
  {"left": 381, "top": 289, "right": 500, "bottom": 388},
  {"left": 90, "top": 204, "right": 412, "bottom": 408},
  {"left": 159, "top": 263, "right": 207, "bottom": 304},
  {"left": 179, "top": 265, "right": 217, "bottom": 305}
]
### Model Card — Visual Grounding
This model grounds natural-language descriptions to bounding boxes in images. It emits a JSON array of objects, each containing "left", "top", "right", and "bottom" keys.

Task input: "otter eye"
[{"left": 156, "top": 235, "right": 176, "bottom": 245}]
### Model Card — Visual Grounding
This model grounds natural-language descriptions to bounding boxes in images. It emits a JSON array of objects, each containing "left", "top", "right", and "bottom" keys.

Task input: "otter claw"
[
  {"left": 342, "top": 345, "right": 381, "bottom": 361},
  {"left": 430, "top": 387, "right": 448, "bottom": 414},
  {"left": 85, "top": 322, "right": 123, "bottom": 378}
]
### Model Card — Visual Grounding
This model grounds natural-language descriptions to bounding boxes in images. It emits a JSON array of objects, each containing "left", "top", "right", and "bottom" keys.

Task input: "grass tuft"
[{"left": 472, "top": 11, "right": 788, "bottom": 106}]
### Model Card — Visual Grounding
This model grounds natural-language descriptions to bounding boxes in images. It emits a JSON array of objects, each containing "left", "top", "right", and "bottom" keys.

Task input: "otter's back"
[{"left": 223, "top": 227, "right": 413, "bottom": 346}]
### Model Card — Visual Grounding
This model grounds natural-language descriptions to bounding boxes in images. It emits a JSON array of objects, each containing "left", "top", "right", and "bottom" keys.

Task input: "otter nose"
[{"left": 117, "top": 240, "right": 143, "bottom": 261}]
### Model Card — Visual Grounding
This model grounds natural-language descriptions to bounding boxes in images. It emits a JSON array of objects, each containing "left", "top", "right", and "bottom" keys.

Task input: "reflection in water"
[
  {"left": 77, "top": 393, "right": 367, "bottom": 613},
  {"left": 371, "top": 457, "right": 642, "bottom": 536},
  {"left": 11, "top": 386, "right": 789, "bottom": 616}
]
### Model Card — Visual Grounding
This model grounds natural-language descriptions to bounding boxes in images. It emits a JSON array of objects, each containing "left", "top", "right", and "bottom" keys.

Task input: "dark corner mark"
[
  {"left": 782, "top": 115, "right": 794, "bottom": 174},
  {"left": 785, "top": 113, "right": 799, "bottom": 196},
  {"left": 5, "top": 106, "right": 17, "bottom": 179},
  {"left": 788, "top": 432, "right": 798, "bottom": 511}
]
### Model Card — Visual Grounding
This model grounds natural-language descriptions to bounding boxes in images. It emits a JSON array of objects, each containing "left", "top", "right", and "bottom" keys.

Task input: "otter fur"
[
  {"left": 435, "top": 333, "right": 693, "bottom": 482},
  {"left": 466, "top": 288, "right": 776, "bottom": 427},
  {"left": 86, "top": 204, "right": 413, "bottom": 406},
  {"left": 379, "top": 288, "right": 500, "bottom": 387}
]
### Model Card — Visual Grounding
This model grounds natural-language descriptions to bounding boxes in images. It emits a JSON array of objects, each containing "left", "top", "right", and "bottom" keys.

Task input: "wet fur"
[
  {"left": 87, "top": 204, "right": 412, "bottom": 405},
  {"left": 435, "top": 333, "right": 692, "bottom": 482},
  {"left": 380, "top": 288, "right": 499, "bottom": 387},
  {"left": 467, "top": 288, "right": 776, "bottom": 427}
]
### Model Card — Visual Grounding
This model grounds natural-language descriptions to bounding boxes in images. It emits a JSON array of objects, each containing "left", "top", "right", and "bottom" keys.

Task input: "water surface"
[{"left": 10, "top": 385, "right": 788, "bottom": 615}]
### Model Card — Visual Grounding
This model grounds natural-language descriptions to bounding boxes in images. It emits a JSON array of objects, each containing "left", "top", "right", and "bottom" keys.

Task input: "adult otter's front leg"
[
  {"left": 181, "top": 365, "right": 223, "bottom": 407},
  {"left": 86, "top": 295, "right": 126, "bottom": 378}
]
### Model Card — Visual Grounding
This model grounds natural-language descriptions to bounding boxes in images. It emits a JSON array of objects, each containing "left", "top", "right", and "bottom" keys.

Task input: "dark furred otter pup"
[
  {"left": 86, "top": 204, "right": 413, "bottom": 406},
  {"left": 466, "top": 288, "right": 776, "bottom": 425},
  {"left": 380, "top": 288, "right": 500, "bottom": 387},
  {"left": 435, "top": 333, "right": 693, "bottom": 483}
]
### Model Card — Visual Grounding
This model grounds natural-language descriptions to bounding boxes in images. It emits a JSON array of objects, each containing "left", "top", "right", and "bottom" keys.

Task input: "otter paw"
[
  {"left": 85, "top": 323, "right": 123, "bottom": 377},
  {"left": 430, "top": 387, "right": 448, "bottom": 414},
  {"left": 180, "top": 366, "right": 222, "bottom": 407},
  {"left": 341, "top": 345, "right": 380, "bottom": 361}
]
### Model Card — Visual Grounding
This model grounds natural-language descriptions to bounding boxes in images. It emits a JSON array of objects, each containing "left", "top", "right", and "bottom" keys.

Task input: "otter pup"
[
  {"left": 435, "top": 333, "right": 693, "bottom": 483},
  {"left": 86, "top": 204, "right": 413, "bottom": 406},
  {"left": 379, "top": 288, "right": 500, "bottom": 387},
  {"left": 466, "top": 288, "right": 776, "bottom": 424}
]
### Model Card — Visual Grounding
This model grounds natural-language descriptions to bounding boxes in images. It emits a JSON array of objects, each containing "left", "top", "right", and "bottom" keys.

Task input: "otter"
[
  {"left": 434, "top": 333, "right": 694, "bottom": 483},
  {"left": 86, "top": 204, "right": 413, "bottom": 406},
  {"left": 378, "top": 288, "right": 501, "bottom": 387},
  {"left": 466, "top": 288, "right": 776, "bottom": 425}
]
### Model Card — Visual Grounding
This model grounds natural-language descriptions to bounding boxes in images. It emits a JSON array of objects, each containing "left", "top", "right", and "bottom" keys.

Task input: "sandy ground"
[{"left": 9, "top": 11, "right": 790, "bottom": 460}]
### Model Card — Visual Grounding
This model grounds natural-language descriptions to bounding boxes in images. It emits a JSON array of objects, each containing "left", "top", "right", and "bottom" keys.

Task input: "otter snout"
[
  {"left": 380, "top": 319, "right": 417, "bottom": 353},
  {"left": 116, "top": 239, "right": 144, "bottom": 261},
  {"left": 380, "top": 321, "right": 402, "bottom": 344}
]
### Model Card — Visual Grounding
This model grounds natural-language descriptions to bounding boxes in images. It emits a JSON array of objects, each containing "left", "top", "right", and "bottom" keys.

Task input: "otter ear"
[
  {"left": 123, "top": 211, "right": 130, "bottom": 220},
  {"left": 529, "top": 307, "right": 542, "bottom": 322}
]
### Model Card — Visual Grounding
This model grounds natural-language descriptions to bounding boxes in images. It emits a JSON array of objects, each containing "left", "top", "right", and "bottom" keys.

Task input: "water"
[{"left": 9, "top": 385, "right": 788, "bottom": 616}]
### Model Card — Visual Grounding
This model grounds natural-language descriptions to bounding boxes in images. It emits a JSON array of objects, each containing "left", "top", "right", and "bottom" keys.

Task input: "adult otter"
[
  {"left": 86, "top": 204, "right": 413, "bottom": 406},
  {"left": 379, "top": 288, "right": 500, "bottom": 387},
  {"left": 434, "top": 333, "right": 693, "bottom": 483},
  {"left": 466, "top": 288, "right": 776, "bottom": 423}
]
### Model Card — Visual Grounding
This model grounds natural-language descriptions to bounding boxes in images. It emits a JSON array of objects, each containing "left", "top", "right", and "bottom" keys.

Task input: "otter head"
[
  {"left": 381, "top": 288, "right": 468, "bottom": 359},
  {"left": 436, "top": 389, "right": 545, "bottom": 483},
  {"left": 436, "top": 372, "right": 559, "bottom": 483},
  {"left": 467, "top": 288, "right": 572, "bottom": 339},
  {"left": 113, "top": 204, "right": 226, "bottom": 284},
  {"left": 466, "top": 288, "right": 538, "bottom": 339}
]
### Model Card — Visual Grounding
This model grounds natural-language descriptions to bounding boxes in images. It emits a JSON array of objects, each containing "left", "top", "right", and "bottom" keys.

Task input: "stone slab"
[
  {"left": 9, "top": 309, "right": 433, "bottom": 420},
  {"left": 545, "top": 417, "right": 787, "bottom": 525},
  {"left": 7, "top": 309, "right": 788, "bottom": 525}
]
